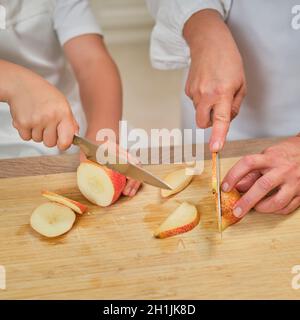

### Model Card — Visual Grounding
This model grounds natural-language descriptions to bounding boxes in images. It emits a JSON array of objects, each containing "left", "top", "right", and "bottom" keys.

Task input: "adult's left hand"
[{"left": 221, "top": 136, "right": 300, "bottom": 218}]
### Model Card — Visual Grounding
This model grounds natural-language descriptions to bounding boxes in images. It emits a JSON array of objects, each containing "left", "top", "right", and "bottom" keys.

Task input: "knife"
[
  {"left": 73, "top": 135, "right": 172, "bottom": 190},
  {"left": 212, "top": 152, "right": 222, "bottom": 238}
]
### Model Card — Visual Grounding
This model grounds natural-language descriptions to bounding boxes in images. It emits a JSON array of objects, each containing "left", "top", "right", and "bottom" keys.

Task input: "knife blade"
[
  {"left": 212, "top": 152, "right": 222, "bottom": 238},
  {"left": 73, "top": 135, "right": 172, "bottom": 190}
]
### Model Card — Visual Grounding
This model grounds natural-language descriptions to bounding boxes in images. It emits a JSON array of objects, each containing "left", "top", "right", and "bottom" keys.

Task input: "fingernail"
[
  {"left": 211, "top": 141, "right": 220, "bottom": 152},
  {"left": 222, "top": 182, "right": 229, "bottom": 192},
  {"left": 233, "top": 207, "right": 242, "bottom": 218}
]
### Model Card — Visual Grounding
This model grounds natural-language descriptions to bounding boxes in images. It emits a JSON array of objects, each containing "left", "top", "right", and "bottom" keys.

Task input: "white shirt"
[
  {"left": 0, "top": 0, "right": 102, "bottom": 159},
  {"left": 146, "top": 0, "right": 300, "bottom": 142}
]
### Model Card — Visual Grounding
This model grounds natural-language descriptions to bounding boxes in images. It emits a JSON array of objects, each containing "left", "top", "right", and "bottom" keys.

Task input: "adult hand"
[
  {"left": 183, "top": 9, "right": 246, "bottom": 152},
  {"left": 222, "top": 136, "right": 300, "bottom": 218}
]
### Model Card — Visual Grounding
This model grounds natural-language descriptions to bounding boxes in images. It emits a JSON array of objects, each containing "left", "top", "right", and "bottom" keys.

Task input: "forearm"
[
  {"left": 63, "top": 34, "right": 123, "bottom": 143},
  {"left": 0, "top": 60, "right": 18, "bottom": 103},
  {"left": 78, "top": 55, "right": 122, "bottom": 142},
  {"left": 183, "top": 9, "right": 233, "bottom": 57}
]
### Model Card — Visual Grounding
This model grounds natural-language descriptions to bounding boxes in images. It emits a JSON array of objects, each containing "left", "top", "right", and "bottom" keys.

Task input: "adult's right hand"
[{"left": 183, "top": 9, "right": 247, "bottom": 152}]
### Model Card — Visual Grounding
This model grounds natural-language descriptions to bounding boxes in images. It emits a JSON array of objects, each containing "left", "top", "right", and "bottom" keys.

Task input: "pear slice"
[
  {"left": 42, "top": 191, "right": 88, "bottom": 214},
  {"left": 154, "top": 202, "right": 200, "bottom": 239},
  {"left": 219, "top": 189, "right": 242, "bottom": 231},
  {"left": 30, "top": 203, "right": 76, "bottom": 238},
  {"left": 161, "top": 168, "right": 194, "bottom": 198},
  {"left": 77, "top": 161, "right": 126, "bottom": 207}
]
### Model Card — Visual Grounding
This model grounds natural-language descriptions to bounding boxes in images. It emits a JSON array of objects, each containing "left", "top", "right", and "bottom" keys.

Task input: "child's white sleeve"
[
  {"left": 145, "top": 0, "right": 232, "bottom": 70},
  {"left": 53, "top": 0, "right": 103, "bottom": 46}
]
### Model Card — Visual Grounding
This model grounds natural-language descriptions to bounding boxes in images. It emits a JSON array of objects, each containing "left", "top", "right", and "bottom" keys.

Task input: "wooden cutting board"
[{"left": 0, "top": 157, "right": 300, "bottom": 299}]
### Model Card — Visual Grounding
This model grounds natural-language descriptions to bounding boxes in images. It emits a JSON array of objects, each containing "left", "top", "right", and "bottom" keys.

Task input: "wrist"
[{"left": 183, "top": 9, "right": 224, "bottom": 56}]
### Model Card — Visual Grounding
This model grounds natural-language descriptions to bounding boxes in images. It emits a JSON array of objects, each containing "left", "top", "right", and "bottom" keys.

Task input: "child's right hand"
[{"left": 1, "top": 60, "right": 78, "bottom": 150}]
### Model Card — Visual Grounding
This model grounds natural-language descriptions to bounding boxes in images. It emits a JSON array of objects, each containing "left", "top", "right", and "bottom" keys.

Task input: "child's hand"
[
  {"left": 3, "top": 61, "right": 78, "bottom": 150},
  {"left": 122, "top": 178, "right": 141, "bottom": 197}
]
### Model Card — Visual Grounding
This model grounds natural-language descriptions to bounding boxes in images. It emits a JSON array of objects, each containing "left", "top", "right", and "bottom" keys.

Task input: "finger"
[
  {"left": 31, "top": 127, "right": 44, "bottom": 143},
  {"left": 209, "top": 96, "right": 233, "bottom": 152},
  {"left": 195, "top": 103, "right": 213, "bottom": 129},
  {"left": 236, "top": 170, "right": 261, "bottom": 193},
  {"left": 255, "top": 185, "right": 295, "bottom": 213},
  {"left": 273, "top": 196, "right": 300, "bottom": 215},
  {"left": 222, "top": 154, "right": 268, "bottom": 192},
  {"left": 231, "top": 84, "right": 246, "bottom": 120},
  {"left": 18, "top": 128, "right": 32, "bottom": 141},
  {"left": 43, "top": 124, "right": 58, "bottom": 148},
  {"left": 193, "top": 93, "right": 214, "bottom": 129},
  {"left": 129, "top": 181, "right": 142, "bottom": 197},
  {"left": 232, "top": 169, "right": 284, "bottom": 218},
  {"left": 79, "top": 150, "right": 87, "bottom": 162},
  {"left": 123, "top": 179, "right": 136, "bottom": 196},
  {"left": 57, "top": 117, "right": 77, "bottom": 151}
]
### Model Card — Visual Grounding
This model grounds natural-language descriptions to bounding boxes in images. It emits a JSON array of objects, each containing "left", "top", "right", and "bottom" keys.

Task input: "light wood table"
[
  {"left": 2, "top": 136, "right": 299, "bottom": 300},
  {"left": 0, "top": 137, "right": 283, "bottom": 178}
]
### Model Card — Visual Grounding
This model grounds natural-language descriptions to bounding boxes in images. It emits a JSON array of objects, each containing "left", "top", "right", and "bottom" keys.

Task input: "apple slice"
[
  {"left": 42, "top": 191, "right": 88, "bottom": 214},
  {"left": 161, "top": 168, "right": 194, "bottom": 198},
  {"left": 77, "top": 161, "right": 126, "bottom": 207},
  {"left": 30, "top": 202, "right": 76, "bottom": 238},
  {"left": 219, "top": 189, "right": 242, "bottom": 231},
  {"left": 154, "top": 202, "right": 200, "bottom": 239}
]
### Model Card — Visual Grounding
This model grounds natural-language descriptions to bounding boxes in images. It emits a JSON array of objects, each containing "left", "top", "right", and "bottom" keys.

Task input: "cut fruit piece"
[
  {"left": 220, "top": 189, "right": 242, "bottom": 231},
  {"left": 154, "top": 202, "right": 200, "bottom": 239},
  {"left": 77, "top": 161, "right": 126, "bottom": 207},
  {"left": 42, "top": 190, "right": 88, "bottom": 214},
  {"left": 212, "top": 152, "right": 218, "bottom": 193},
  {"left": 30, "top": 202, "right": 76, "bottom": 238},
  {"left": 212, "top": 153, "right": 243, "bottom": 231},
  {"left": 161, "top": 168, "right": 194, "bottom": 198}
]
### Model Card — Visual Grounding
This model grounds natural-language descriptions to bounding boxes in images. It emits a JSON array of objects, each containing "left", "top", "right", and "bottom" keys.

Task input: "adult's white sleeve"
[
  {"left": 53, "top": 0, "right": 103, "bottom": 46},
  {"left": 145, "top": 0, "right": 232, "bottom": 70}
]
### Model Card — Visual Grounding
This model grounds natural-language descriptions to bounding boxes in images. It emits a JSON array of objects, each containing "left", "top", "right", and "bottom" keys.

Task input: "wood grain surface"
[
  {"left": 0, "top": 155, "right": 299, "bottom": 299},
  {"left": 0, "top": 137, "right": 283, "bottom": 178}
]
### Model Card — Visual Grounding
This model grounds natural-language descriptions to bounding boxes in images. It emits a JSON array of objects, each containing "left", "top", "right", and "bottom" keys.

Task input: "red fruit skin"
[
  {"left": 42, "top": 190, "right": 88, "bottom": 214},
  {"left": 156, "top": 215, "right": 200, "bottom": 239},
  {"left": 220, "top": 189, "right": 241, "bottom": 231},
  {"left": 109, "top": 169, "right": 127, "bottom": 204}
]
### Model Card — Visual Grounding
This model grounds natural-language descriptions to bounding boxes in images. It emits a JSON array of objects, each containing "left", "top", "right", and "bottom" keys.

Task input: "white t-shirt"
[
  {"left": 146, "top": 0, "right": 300, "bottom": 142},
  {"left": 0, "top": 0, "right": 102, "bottom": 159}
]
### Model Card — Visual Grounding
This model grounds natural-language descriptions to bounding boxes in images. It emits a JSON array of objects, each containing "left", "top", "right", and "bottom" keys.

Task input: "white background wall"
[
  {"left": 90, "top": 0, "right": 183, "bottom": 133},
  {"left": 91, "top": 0, "right": 154, "bottom": 44}
]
